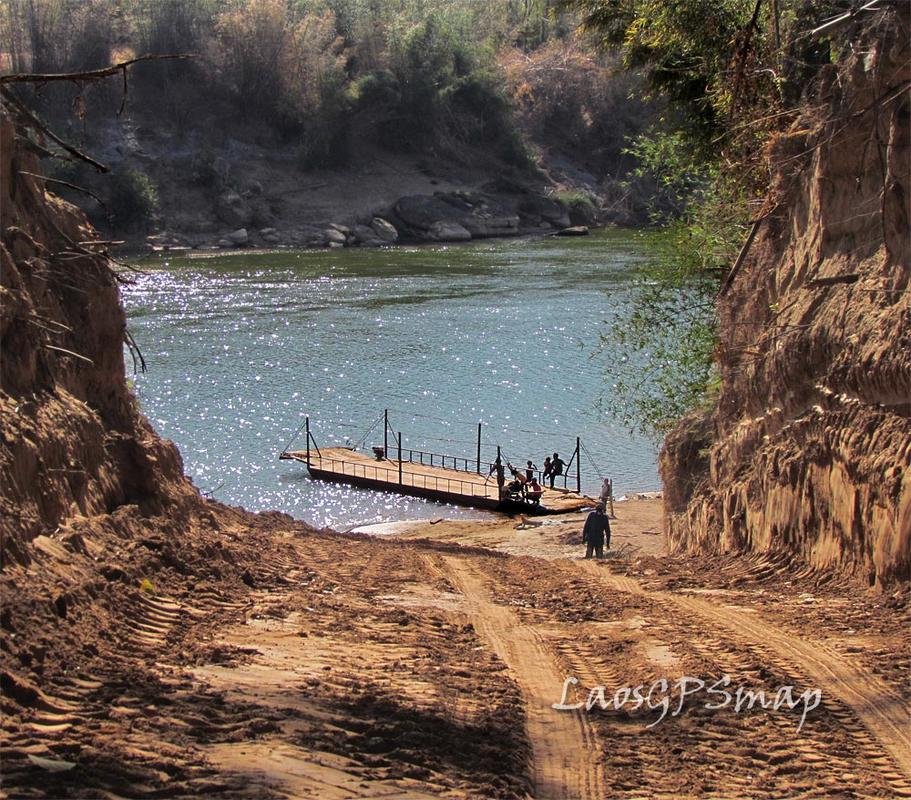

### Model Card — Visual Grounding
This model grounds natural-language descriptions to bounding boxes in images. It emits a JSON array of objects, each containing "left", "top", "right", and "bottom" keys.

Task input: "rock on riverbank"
[{"left": 145, "top": 186, "right": 603, "bottom": 252}]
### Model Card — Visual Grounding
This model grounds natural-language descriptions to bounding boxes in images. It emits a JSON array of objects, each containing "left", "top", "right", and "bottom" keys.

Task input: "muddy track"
[
  {"left": 435, "top": 555, "right": 605, "bottom": 800},
  {"left": 583, "top": 562, "right": 911, "bottom": 791}
]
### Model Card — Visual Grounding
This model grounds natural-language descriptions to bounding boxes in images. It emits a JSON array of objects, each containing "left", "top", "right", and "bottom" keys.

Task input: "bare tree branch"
[
  {"left": 0, "top": 53, "right": 196, "bottom": 85},
  {"left": 1, "top": 86, "right": 109, "bottom": 172}
]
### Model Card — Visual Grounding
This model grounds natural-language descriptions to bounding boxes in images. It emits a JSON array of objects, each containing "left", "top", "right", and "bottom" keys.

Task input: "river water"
[{"left": 122, "top": 229, "right": 660, "bottom": 528}]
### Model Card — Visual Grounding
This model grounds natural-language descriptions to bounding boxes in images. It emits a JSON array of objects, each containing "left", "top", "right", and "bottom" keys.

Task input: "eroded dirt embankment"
[{"left": 661, "top": 9, "right": 911, "bottom": 587}]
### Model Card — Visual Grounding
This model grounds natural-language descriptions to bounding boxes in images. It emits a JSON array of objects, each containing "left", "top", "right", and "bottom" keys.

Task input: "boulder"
[
  {"left": 519, "top": 195, "right": 570, "bottom": 229},
  {"left": 462, "top": 215, "right": 520, "bottom": 238},
  {"left": 429, "top": 221, "right": 472, "bottom": 242},
  {"left": 351, "top": 225, "right": 384, "bottom": 247},
  {"left": 329, "top": 223, "right": 350, "bottom": 235},
  {"left": 370, "top": 217, "right": 399, "bottom": 243},
  {"left": 323, "top": 228, "right": 347, "bottom": 245},
  {"left": 226, "top": 228, "right": 249, "bottom": 246},
  {"left": 554, "top": 225, "right": 590, "bottom": 236},
  {"left": 394, "top": 194, "right": 471, "bottom": 231}
]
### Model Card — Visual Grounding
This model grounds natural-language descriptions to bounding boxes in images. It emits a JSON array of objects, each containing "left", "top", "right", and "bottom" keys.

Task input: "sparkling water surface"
[{"left": 122, "top": 230, "right": 660, "bottom": 529}]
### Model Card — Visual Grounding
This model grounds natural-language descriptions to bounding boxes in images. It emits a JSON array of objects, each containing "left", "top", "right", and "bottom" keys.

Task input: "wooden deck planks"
[{"left": 283, "top": 447, "right": 592, "bottom": 513}]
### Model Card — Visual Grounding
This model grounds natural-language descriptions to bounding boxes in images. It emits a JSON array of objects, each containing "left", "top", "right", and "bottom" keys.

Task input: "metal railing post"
[
  {"left": 477, "top": 422, "right": 482, "bottom": 474},
  {"left": 397, "top": 431, "right": 403, "bottom": 485},
  {"left": 305, "top": 416, "right": 310, "bottom": 464},
  {"left": 384, "top": 409, "right": 388, "bottom": 458},
  {"left": 576, "top": 436, "right": 581, "bottom": 494}
]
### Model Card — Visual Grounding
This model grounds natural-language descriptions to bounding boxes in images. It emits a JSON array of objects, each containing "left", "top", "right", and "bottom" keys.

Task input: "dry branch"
[
  {"left": 0, "top": 54, "right": 195, "bottom": 86},
  {"left": 1, "top": 86, "right": 108, "bottom": 172},
  {"left": 17, "top": 170, "right": 108, "bottom": 210}
]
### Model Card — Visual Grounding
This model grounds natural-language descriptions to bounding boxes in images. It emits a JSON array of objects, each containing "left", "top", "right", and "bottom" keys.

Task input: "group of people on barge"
[{"left": 488, "top": 452, "right": 567, "bottom": 503}]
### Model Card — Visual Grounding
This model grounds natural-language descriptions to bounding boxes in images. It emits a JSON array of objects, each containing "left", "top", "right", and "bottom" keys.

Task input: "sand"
[{"left": 3, "top": 498, "right": 911, "bottom": 799}]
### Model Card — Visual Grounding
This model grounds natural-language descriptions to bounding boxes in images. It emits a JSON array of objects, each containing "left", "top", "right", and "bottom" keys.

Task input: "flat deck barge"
[{"left": 281, "top": 446, "right": 593, "bottom": 515}]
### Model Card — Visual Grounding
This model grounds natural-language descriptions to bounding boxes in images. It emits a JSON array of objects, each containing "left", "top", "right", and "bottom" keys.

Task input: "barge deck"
[{"left": 281, "top": 446, "right": 593, "bottom": 515}]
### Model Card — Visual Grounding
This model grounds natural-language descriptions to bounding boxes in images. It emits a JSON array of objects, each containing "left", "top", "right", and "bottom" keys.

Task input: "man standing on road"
[{"left": 582, "top": 504, "right": 611, "bottom": 559}]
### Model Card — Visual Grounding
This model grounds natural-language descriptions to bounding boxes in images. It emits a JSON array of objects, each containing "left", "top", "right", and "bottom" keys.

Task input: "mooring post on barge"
[
  {"left": 576, "top": 436, "right": 581, "bottom": 494},
  {"left": 397, "top": 431, "right": 403, "bottom": 484}
]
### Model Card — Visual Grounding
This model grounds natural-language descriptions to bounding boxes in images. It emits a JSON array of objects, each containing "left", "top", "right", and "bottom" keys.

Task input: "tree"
[{"left": 570, "top": 0, "right": 842, "bottom": 434}]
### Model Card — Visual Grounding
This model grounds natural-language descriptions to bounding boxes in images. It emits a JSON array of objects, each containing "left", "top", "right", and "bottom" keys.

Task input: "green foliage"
[
  {"left": 571, "top": 0, "right": 765, "bottom": 141},
  {"left": 601, "top": 128, "right": 751, "bottom": 435},
  {"left": 555, "top": 188, "right": 596, "bottom": 206},
  {"left": 108, "top": 168, "right": 159, "bottom": 232},
  {"left": 2, "top": 0, "right": 582, "bottom": 168},
  {"left": 623, "top": 129, "right": 713, "bottom": 219},
  {"left": 568, "top": 0, "right": 842, "bottom": 435},
  {"left": 340, "top": 10, "right": 525, "bottom": 157},
  {"left": 602, "top": 213, "right": 729, "bottom": 436}
]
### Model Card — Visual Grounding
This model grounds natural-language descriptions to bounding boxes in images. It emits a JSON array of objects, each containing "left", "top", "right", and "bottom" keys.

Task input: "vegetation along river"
[{"left": 122, "top": 229, "right": 661, "bottom": 528}]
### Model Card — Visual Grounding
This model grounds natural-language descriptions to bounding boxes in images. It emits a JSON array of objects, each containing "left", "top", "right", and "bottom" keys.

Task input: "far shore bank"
[
  {"left": 117, "top": 224, "right": 612, "bottom": 261},
  {"left": 113, "top": 182, "right": 614, "bottom": 257}
]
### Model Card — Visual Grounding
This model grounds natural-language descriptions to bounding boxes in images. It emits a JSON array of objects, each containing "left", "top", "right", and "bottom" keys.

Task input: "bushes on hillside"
[
  {"left": 349, "top": 11, "right": 527, "bottom": 160},
  {"left": 1, "top": 0, "right": 660, "bottom": 179},
  {"left": 502, "top": 34, "right": 656, "bottom": 177}
]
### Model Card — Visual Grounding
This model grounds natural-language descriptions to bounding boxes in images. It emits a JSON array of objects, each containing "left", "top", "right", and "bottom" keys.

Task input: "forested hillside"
[{"left": 0, "top": 0, "right": 660, "bottom": 245}]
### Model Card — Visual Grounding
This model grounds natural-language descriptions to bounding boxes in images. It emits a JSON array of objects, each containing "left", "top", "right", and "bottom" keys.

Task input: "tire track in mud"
[
  {"left": 583, "top": 561, "right": 911, "bottom": 791},
  {"left": 436, "top": 554, "right": 605, "bottom": 800}
]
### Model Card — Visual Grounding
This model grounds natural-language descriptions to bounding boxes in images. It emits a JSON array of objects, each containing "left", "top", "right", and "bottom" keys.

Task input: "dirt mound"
[
  {"left": 661, "top": 9, "right": 911, "bottom": 587},
  {"left": 1, "top": 93, "right": 287, "bottom": 747}
]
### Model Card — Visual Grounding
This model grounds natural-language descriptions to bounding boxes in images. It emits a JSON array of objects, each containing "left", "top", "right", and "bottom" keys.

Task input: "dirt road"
[
  {"left": 3, "top": 500, "right": 909, "bottom": 798},
  {"left": 439, "top": 555, "right": 605, "bottom": 799}
]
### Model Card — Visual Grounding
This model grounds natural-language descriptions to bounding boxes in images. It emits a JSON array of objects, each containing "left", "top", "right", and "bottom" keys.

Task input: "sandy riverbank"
[{"left": 353, "top": 496, "right": 666, "bottom": 560}]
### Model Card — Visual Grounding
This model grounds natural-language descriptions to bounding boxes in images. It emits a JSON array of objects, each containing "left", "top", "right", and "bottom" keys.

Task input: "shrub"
[
  {"left": 553, "top": 189, "right": 600, "bottom": 225},
  {"left": 210, "top": 0, "right": 348, "bottom": 130},
  {"left": 107, "top": 168, "right": 159, "bottom": 232}
]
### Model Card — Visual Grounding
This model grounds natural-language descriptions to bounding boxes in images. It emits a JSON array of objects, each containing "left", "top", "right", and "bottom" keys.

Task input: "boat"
[{"left": 279, "top": 411, "right": 597, "bottom": 515}]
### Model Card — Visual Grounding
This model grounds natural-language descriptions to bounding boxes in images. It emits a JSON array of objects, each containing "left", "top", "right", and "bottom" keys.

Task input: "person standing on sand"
[{"left": 582, "top": 504, "right": 611, "bottom": 559}]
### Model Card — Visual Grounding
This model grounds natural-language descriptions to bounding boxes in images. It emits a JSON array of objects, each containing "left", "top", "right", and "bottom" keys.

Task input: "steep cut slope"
[
  {"left": 661, "top": 9, "right": 910, "bottom": 587},
  {"left": 0, "top": 104, "right": 200, "bottom": 563}
]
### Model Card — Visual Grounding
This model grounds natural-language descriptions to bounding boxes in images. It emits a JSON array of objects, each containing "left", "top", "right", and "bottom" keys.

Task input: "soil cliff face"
[
  {"left": 0, "top": 95, "right": 285, "bottom": 686},
  {"left": 661, "top": 11, "right": 911, "bottom": 587},
  {"left": 0, "top": 105, "right": 199, "bottom": 565}
]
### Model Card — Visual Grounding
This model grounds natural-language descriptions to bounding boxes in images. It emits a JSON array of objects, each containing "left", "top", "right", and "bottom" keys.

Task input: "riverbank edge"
[{"left": 130, "top": 184, "right": 608, "bottom": 256}]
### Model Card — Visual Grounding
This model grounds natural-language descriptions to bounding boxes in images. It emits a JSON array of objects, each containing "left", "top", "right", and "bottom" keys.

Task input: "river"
[{"left": 122, "top": 229, "right": 660, "bottom": 528}]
